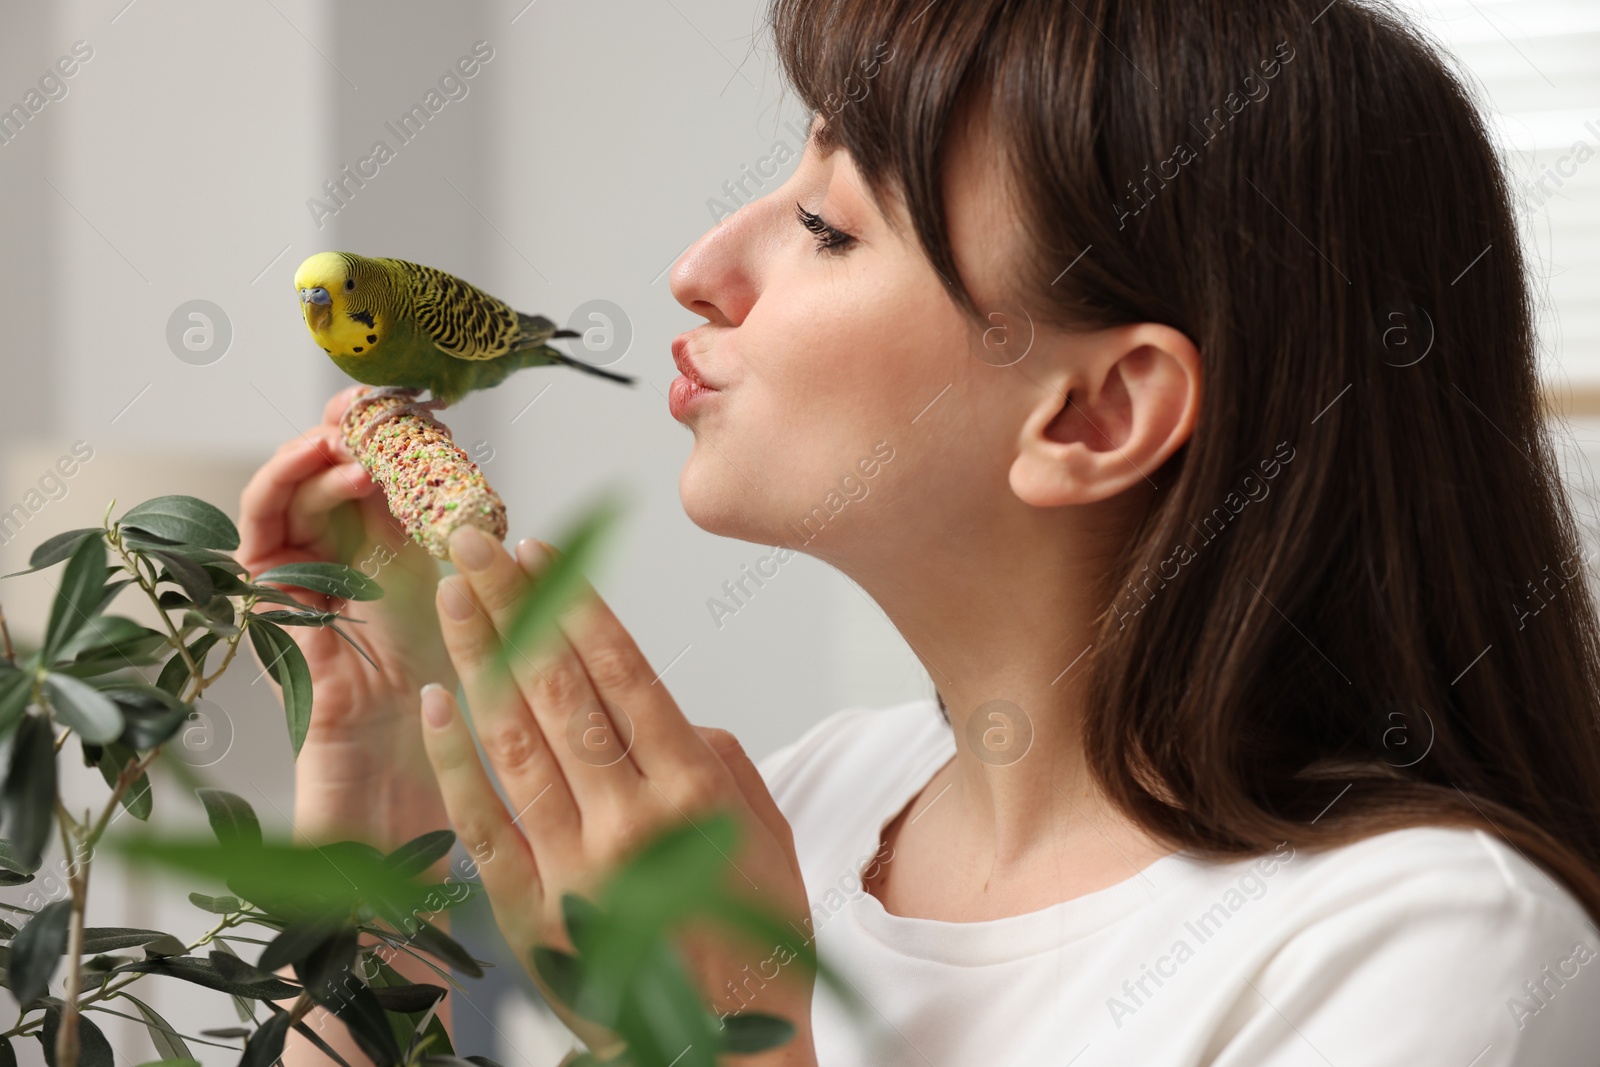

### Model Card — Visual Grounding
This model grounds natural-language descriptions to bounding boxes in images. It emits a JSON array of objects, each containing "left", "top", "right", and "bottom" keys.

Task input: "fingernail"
[
  {"left": 515, "top": 537, "right": 548, "bottom": 572},
  {"left": 450, "top": 525, "right": 494, "bottom": 571},
  {"left": 420, "top": 682, "right": 453, "bottom": 727},
  {"left": 438, "top": 575, "right": 474, "bottom": 620}
]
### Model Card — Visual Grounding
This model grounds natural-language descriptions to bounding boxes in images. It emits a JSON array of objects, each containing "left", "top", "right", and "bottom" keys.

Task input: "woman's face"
[{"left": 667, "top": 113, "right": 1044, "bottom": 564}]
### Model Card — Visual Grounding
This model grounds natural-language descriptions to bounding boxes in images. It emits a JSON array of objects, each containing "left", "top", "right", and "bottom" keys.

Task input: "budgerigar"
[{"left": 293, "top": 251, "right": 634, "bottom": 444}]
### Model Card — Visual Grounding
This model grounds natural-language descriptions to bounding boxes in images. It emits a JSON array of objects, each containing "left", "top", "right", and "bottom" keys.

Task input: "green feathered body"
[
  {"left": 295, "top": 251, "right": 632, "bottom": 405},
  {"left": 325, "top": 314, "right": 575, "bottom": 406}
]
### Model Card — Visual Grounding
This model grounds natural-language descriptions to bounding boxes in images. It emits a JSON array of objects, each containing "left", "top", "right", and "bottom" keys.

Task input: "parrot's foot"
[{"left": 356, "top": 395, "right": 452, "bottom": 452}]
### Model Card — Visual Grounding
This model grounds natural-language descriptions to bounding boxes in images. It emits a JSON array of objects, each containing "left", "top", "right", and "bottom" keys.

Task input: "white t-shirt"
[{"left": 754, "top": 697, "right": 1600, "bottom": 1066}]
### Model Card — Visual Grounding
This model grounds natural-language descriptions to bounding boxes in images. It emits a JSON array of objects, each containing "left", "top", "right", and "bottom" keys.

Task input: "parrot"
[{"left": 293, "top": 251, "right": 635, "bottom": 446}]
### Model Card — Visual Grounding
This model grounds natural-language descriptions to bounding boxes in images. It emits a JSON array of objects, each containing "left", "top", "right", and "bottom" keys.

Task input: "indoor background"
[{"left": 0, "top": 0, "right": 1594, "bottom": 1063}]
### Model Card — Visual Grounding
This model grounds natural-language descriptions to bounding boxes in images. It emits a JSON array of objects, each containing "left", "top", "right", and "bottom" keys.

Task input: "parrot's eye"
[{"left": 344, "top": 278, "right": 355, "bottom": 292}]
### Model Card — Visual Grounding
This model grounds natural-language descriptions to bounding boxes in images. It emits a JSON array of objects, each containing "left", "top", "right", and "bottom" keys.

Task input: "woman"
[{"left": 239, "top": 0, "right": 1600, "bottom": 1063}]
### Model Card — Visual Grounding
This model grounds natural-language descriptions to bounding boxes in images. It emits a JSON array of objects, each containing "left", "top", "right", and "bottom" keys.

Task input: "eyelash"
[{"left": 795, "top": 202, "right": 856, "bottom": 256}]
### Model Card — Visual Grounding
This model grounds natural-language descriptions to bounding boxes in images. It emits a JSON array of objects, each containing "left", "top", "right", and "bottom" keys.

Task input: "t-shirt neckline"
[{"left": 844, "top": 722, "right": 1206, "bottom": 966}]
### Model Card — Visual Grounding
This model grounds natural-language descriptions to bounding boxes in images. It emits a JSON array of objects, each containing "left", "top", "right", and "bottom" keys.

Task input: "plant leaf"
[
  {"left": 384, "top": 830, "right": 455, "bottom": 878},
  {"left": 118, "top": 497, "right": 239, "bottom": 551},
  {"left": 148, "top": 550, "right": 213, "bottom": 607},
  {"left": 95, "top": 740, "right": 153, "bottom": 820},
  {"left": 497, "top": 494, "right": 622, "bottom": 680},
  {"left": 187, "top": 892, "right": 242, "bottom": 914},
  {"left": 260, "top": 915, "right": 347, "bottom": 974},
  {"left": 79, "top": 928, "right": 171, "bottom": 953},
  {"left": 369, "top": 981, "right": 448, "bottom": 1014},
  {"left": 102, "top": 684, "right": 192, "bottom": 751},
  {"left": 100, "top": 954, "right": 301, "bottom": 1000},
  {"left": 120, "top": 530, "right": 245, "bottom": 573},
  {"left": 42, "top": 534, "right": 108, "bottom": 663},
  {"left": 0, "top": 839, "right": 40, "bottom": 881},
  {"left": 195, "top": 788, "right": 262, "bottom": 849},
  {"left": 531, "top": 946, "right": 585, "bottom": 1011},
  {"left": 251, "top": 609, "right": 345, "bottom": 627},
  {"left": 247, "top": 620, "right": 312, "bottom": 758},
  {"left": 0, "top": 528, "right": 99, "bottom": 579},
  {"left": 209, "top": 949, "right": 283, "bottom": 986},
  {"left": 253, "top": 562, "right": 383, "bottom": 601},
  {"left": 208, "top": 939, "right": 263, "bottom": 1024},
  {"left": 154, "top": 633, "right": 219, "bottom": 699},
  {"left": 94, "top": 578, "right": 135, "bottom": 615},
  {"left": 110, "top": 834, "right": 441, "bottom": 924},
  {"left": 308, "top": 970, "right": 402, "bottom": 1067},
  {"left": 141, "top": 934, "right": 189, "bottom": 958},
  {"left": 8, "top": 899, "right": 72, "bottom": 1007},
  {"left": 398, "top": 918, "right": 484, "bottom": 979},
  {"left": 56, "top": 615, "right": 166, "bottom": 668},
  {"left": 561, "top": 892, "right": 604, "bottom": 951},
  {"left": 324, "top": 622, "right": 380, "bottom": 672},
  {"left": 719, "top": 1012, "right": 796, "bottom": 1054},
  {"left": 0, "top": 668, "right": 33, "bottom": 745},
  {"left": 238, "top": 1008, "right": 292, "bottom": 1067},
  {"left": 117, "top": 992, "right": 193, "bottom": 1061},
  {"left": 38, "top": 1004, "right": 113, "bottom": 1067},
  {"left": 42, "top": 672, "right": 124, "bottom": 743},
  {"left": 375, "top": 953, "right": 454, "bottom": 1059},
  {"left": 1, "top": 714, "right": 57, "bottom": 869}
]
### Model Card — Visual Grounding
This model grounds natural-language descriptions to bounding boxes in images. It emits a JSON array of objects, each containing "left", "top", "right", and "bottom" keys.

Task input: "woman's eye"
[{"left": 795, "top": 202, "right": 856, "bottom": 256}]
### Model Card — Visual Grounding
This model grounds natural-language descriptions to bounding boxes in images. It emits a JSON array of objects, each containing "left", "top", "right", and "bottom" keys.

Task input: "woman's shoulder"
[
  {"left": 1258, "top": 822, "right": 1594, "bottom": 926},
  {"left": 1180, "top": 824, "right": 1600, "bottom": 1061}
]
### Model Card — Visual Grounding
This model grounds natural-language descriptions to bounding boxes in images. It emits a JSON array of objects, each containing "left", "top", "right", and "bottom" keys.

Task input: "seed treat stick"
[{"left": 339, "top": 387, "right": 507, "bottom": 560}]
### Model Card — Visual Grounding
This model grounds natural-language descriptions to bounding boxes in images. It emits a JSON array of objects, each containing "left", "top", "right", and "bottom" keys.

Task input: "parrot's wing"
[{"left": 403, "top": 261, "right": 521, "bottom": 362}]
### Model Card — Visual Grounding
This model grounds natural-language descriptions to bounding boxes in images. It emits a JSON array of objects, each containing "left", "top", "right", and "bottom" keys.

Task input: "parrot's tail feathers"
[
  {"left": 536, "top": 346, "right": 636, "bottom": 386},
  {"left": 516, "top": 312, "right": 580, "bottom": 345}
]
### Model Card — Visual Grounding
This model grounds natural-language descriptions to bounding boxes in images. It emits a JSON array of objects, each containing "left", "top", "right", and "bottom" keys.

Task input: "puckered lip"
[{"left": 671, "top": 334, "right": 719, "bottom": 389}]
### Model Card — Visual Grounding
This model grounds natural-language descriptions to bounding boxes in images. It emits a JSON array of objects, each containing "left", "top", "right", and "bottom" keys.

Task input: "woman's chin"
[{"left": 678, "top": 461, "right": 761, "bottom": 540}]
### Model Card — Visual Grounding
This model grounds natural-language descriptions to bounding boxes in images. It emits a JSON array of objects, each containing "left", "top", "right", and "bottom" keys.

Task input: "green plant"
[{"left": 0, "top": 494, "right": 832, "bottom": 1067}]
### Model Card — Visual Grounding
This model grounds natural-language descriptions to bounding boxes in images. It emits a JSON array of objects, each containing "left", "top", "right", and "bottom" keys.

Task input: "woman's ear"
[{"left": 1009, "top": 322, "right": 1201, "bottom": 507}]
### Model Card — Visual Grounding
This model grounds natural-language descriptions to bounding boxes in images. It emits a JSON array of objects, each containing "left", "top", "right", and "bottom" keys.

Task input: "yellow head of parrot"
[{"left": 294, "top": 251, "right": 386, "bottom": 358}]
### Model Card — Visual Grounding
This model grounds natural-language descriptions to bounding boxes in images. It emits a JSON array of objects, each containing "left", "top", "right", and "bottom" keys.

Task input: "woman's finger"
[
  {"left": 514, "top": 538, "right": 717, "bottom": 791},
  {"left": 321, "top": 383, "right": 370, "bottom": 430},
  {"left": 238, "top": 432, "right": 346, "bottom": 562},
  {"left": 693, "top": 725, "right": 792, "bottom": 851},
  {"left": 417, "top": 682, "right": 545, "bottom": 943},
  {"left": 284, "top": 461, "right": 375, "bottom": 547},
  {"left": 442, "top": 527, "right": 643, "bottom": 804},
  {"left": 434, "top": 572, "right": 584, "bottom": 854}
]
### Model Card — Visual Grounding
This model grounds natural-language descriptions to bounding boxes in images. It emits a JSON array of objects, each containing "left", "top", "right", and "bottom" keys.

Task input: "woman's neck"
[{"left": 828, "top": 503, "right": 1176, "bottom": 918}]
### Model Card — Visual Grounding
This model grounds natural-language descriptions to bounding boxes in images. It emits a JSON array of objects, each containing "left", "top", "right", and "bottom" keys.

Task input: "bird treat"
[{"left": 339, "top": 387, "right": 507, "bottom": 560}]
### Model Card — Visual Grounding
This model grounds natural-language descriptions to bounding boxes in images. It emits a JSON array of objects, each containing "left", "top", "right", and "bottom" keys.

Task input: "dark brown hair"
[{"left": 770, "top": 0, "right": 1600, "bottom": 923}]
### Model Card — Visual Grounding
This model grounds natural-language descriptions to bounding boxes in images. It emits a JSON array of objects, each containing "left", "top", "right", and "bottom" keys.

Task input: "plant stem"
[
  {"left": 184, "top": 600, "right": 254, "bottom": 704},
  {"left": 54, "top": 800, "right": 89, "bottom": 1067},
  {"left": 107, "top": 529, "right": 203, "bottom": 688},
  {"left": 0, "top": 596, "right": 15, "bottom": 665}
]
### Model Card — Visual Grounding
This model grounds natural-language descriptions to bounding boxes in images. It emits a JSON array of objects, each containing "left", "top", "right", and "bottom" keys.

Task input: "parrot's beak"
[{"left": 299, "top": 287, "right": 333, "bottom": 333}]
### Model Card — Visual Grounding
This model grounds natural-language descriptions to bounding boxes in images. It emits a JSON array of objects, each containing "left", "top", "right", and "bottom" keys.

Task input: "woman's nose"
[{"left": 668, "top": 201, "right": 765, "bottom": 327}]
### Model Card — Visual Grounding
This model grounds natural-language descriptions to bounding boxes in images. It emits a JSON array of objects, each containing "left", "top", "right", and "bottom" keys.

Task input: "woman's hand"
[
  {"left": 235, "top": 384, "right": 457, "bottom": 848},
  {"left": 419, "top": 526, "right": 818, "bottom": 1065}
]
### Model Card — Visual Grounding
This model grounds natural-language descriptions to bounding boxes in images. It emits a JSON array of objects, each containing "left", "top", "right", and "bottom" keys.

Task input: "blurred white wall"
[{"left": 2, "top": 0, "right": 1597, "bottom": 1064}]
